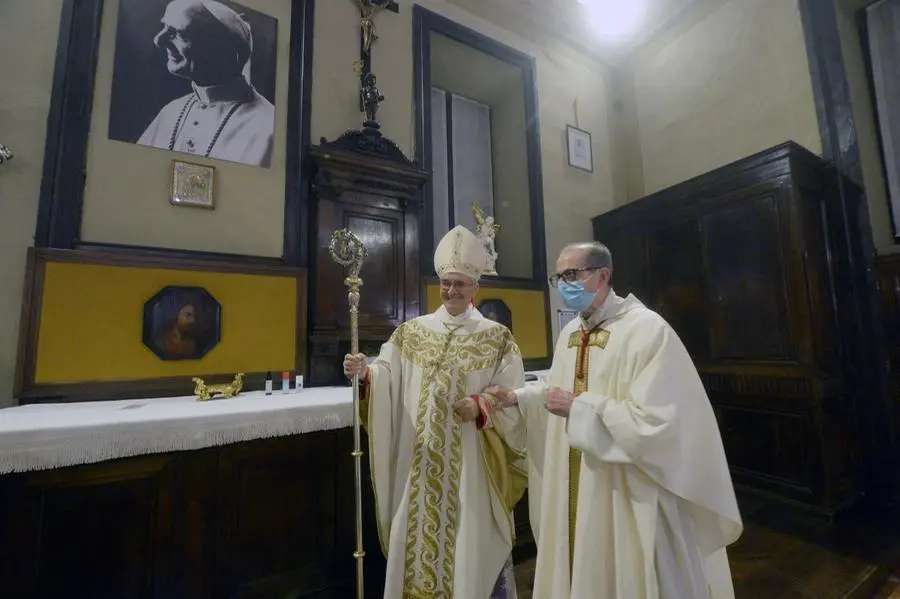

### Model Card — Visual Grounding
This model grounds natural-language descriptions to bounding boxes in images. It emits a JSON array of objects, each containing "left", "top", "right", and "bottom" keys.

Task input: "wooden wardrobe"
[{"left": 592, "top": 142, "right": 865, "bottom": 514}]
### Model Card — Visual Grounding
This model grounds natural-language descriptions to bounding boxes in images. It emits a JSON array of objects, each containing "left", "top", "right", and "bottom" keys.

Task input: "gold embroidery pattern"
[
  {"left": 400, "top": 319, "right": 512, "bottom": 598},
  {"left": 567, "top": 328, "right": 610, "bottom": 349},
  {"left": 569, "top": 327, "right": 609, "bottom": 575}
]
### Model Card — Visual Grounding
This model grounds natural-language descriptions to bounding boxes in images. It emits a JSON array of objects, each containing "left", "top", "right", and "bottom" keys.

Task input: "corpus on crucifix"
[{"left": 351, "top": 0, "right": 398, "bottom": 121}]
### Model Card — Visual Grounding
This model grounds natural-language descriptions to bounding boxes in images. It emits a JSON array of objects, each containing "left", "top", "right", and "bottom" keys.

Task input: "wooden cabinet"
[
  {"left": 307, "top": 131, "right": 429, "bottom": 386},
  {"left": 875, "top": 255, "right": 900, "bottom": 456},
  {"left": 0, "top": 430, "right": 385, "bottom": 599},
  {"left": 592, "top": 142, "right": 862, "bottom": 513}
]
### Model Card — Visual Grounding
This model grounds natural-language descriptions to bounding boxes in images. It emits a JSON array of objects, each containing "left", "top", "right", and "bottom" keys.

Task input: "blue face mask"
[{"left": 557, "top": 280, "right": 597, "bottom": 312}]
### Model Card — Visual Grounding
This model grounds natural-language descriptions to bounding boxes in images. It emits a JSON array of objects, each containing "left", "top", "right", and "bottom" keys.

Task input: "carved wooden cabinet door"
[
  {"left": 592, "top": 143, "right": 860, "bottom": 513},
  {"left": 307, "top": 135, "right": 428, "bottom": 386}
]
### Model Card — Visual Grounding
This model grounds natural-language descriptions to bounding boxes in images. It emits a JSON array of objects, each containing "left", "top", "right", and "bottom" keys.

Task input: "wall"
[
  {"left": 79, "top": 0, "right": 292, "bottom": 257},
  {"left": 0, "top": 0, "right": 63, "bottom": 408},
  {"left": 429, "top": 33, "right": 533, "bottom": 279},
  {"left": 312, "top": 0, "right": 618, "bottom": 340},
  {"left": 623, "top": 0, "right": 822, "bottom": 196},
  {"left": 0, "top": 0, "right": 617, "bottom": 404}
]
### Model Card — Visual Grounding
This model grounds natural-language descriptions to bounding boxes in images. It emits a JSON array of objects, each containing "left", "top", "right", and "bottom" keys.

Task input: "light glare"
[{"left": 583, "top": 0, "right": 646, "bottom": 41}]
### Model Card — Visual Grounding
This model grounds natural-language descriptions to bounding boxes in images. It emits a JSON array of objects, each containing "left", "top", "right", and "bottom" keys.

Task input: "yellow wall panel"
[
  {"left": 34, "top": 262, "right": 297, "bottom": 383},
  {"left": 425, "top": 284, "right": 549, "bottom": 359}
]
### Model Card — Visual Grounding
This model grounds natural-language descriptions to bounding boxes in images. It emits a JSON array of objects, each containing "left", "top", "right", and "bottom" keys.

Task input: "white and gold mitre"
[{"left": 434, "top": 225, "right": 489, "bottom": 281}]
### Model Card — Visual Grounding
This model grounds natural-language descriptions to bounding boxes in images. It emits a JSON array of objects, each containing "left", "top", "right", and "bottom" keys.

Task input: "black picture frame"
[
  {"left": 566, "top": 124, "right": 593, "bottom": 173},
  {"left": 142, "top": 286, "right": 222, "bottom": 361},
  {"left": 34, "top": 0, "right": 315, "bottom": 266},
  {"left": 478, "top": 298, "right": 512, "bottom": 331}
]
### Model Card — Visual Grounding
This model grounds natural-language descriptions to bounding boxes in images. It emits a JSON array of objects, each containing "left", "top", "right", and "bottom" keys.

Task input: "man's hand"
[
  {"left": 343, "top": 353, "right": 368, "bottom": 379},
  {"left": 454, "top": 397, "right": 480, "bottom": 423},
  {"left": 484, "top": 385, "right": 517, "bottom": 407},
  {"left": 546, "top": 386, "right": 575, "bottom": 417}
]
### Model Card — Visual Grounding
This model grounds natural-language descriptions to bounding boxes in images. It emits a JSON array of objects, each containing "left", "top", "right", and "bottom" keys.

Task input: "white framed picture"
[{"left": 566, "top": 125, "right": 593, "bottom": 172}]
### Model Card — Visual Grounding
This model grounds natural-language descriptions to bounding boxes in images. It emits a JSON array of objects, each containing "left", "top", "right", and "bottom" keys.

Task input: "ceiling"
[{"left": 445, "top": 0, "right": 702, "bottom": 65}]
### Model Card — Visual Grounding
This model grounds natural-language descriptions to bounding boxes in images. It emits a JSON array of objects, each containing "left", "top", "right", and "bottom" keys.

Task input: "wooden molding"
[{"left": 14, "top": 248, "right": 308, "bottom": 405}]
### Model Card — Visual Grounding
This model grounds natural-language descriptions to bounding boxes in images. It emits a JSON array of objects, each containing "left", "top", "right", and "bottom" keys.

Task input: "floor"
[{"left": 513, "top": 496, "right": 900, "bottom": 599}]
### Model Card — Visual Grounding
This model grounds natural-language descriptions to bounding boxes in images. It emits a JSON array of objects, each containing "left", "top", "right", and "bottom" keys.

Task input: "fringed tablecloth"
[{"left": 0, "top": 388, "right": 353, "bottom": 475}]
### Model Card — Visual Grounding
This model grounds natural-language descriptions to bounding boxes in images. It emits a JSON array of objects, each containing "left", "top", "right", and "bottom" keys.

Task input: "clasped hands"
[
  {"left": 484, "top": 384, "right": 575, "bottom": 417},
  {"left": 342, "top": 353, "right": 528, "bottom": 423}
]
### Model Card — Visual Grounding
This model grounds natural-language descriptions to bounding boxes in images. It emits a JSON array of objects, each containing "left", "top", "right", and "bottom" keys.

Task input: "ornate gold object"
[
  {"left": 192, "top": 373, "right": 244, "bottom": 401},
  {"left": 171, "top": 160, "right": 215, "bottom": 209},
  {"left": 354, "top": 0, "right": 389, "bottom": 53},
  {"left": 329, "top": 228, "right": 368, "bottom": 599}
]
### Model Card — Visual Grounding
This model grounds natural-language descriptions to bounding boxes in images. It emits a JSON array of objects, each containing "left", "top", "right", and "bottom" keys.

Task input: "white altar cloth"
[{"left": 0, "top": 387, "right": 354, "bottom": 475}]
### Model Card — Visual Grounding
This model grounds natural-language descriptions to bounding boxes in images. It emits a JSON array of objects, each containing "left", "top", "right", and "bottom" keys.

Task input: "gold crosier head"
[{"left": 329, "top": 229, "right": 368, "bottom": 291}]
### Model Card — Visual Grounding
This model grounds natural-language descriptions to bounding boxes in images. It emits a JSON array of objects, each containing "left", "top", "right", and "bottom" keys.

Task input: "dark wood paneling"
[
  {"left": 593, "top": 142, "right": 860, "bottom": 513},
  {"left": 215, "top": 435, "right": 339, "bottom": 598},
  {"left": 14, "top": 248, "right": 307, "bottom": 404},
  {"left": 647, "top": 219, "right": 710, "bottom": 359},
  {"left": 307, "top": 139, "right": 428, "bottom": 387},
  {"left": 0, "top": 430, "right": 387, "bottom": 599},
  {"left": 876, "top": 254, "right": 900, "bottom": 440},
  {"left": 0, "top": 457, "right": 179, "bottom": 599},
  {"left": 703, "top": 191, "right": 791, "bottom": 361},
  {"left": 799, "top": 0, "right": 899, "bottom": 504}
]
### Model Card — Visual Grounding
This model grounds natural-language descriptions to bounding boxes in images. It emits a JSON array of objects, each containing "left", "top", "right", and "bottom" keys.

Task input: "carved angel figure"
[
  {"left": 0, "top": 144, "right": 13, "bottom": 165},
  {"left": 472, "top": 203, "right": 500, "bottom": 275}
]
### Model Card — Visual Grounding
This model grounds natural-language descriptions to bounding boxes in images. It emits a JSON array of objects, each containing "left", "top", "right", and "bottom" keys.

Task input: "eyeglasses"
[
  {"left": 440, "top": 279, "right": 474, "bottom": 290},
  {"left": 548, "top": 268, "right": 599, "bottom": 288}
]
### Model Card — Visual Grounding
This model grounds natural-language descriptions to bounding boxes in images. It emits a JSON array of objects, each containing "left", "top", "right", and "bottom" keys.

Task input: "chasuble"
[
  {"left": 518, "top": 292, "right": 743, "bottom": 599},
  {"left": 361, "top": 305, "right": 528, "bottom": 599}
]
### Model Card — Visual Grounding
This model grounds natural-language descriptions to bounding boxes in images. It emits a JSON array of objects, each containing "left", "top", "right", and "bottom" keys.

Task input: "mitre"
[{"left": 434, "top": 225, "right": 489, "bottom": 281}]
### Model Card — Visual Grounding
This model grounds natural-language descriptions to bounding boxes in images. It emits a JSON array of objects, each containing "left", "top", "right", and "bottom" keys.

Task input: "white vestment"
[
  {"left": 363, "top": 305, "right": 528, "bottom": 599},
  {"left": 138, "top": 78, "right": 274, "bottom": 168},
  {"left": 518, "top": 291, "right": 743, "bottom": 599}
]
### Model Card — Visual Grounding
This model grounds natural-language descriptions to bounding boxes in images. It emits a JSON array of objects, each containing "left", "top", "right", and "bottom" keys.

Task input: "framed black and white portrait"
[
  {"left": 566, "top": 125, "right": 593, "bottom": 173},
  {"left": 108, "top": 0, "right": 279, "bottom": 168}
]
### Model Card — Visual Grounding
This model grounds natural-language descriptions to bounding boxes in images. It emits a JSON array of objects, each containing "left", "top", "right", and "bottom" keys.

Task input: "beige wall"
[
  {"left": 430, "top": 32, "right": 533, "bottom": 279},
  {"left": 623, "top": 0, "right": 822, "bottom": 196},
  {"left": 80, "top": 0, "right": 291, "bottom": 257},
  {"left": 314, "top": 0, "right": 617, "bottom": 339},
  {"left": 0, "top": 0, "right": 618, "bottom": 403},
  {"left": 0, "top": 0, "right": 63, "bottom": 408}
]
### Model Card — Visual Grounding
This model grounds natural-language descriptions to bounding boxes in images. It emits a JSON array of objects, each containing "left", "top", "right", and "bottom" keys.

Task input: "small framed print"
[
  {"left": 171, "top": 160, "right": 215, "bottom": 209},
  {"left": 566, "top": 125, "right": 593, "bottom": 173}
]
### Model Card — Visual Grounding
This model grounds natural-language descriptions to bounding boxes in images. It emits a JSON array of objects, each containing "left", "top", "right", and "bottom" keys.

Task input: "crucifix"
[{"left": 351, "top": 0, "right": 398, "bottom": 123}]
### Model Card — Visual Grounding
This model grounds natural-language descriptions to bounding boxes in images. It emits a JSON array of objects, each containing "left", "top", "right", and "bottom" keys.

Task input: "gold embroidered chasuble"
[
  {"left": 518, "top": 292, "right": 743, "bottom": 599},
  {"left": 361, "top": 305, "right": 527, "bottom": 599}
]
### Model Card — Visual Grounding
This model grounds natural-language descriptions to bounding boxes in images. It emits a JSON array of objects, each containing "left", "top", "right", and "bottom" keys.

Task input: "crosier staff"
[{"left": 329, "top": 228, "right": 369, "bottom": 599}]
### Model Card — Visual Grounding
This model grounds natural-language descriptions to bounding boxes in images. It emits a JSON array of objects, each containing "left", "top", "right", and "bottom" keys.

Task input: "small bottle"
[
  {"left": 295, "top": 374, "right": 304, "bottom": 392},
  {"left": 265, "top": 371, "right": 273, "bottom": 395},
  {"left": 281, "top": 371, "right": 290, "bottom": 394}
]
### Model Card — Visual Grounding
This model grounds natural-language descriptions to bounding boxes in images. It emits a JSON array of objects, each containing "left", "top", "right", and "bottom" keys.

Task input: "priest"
[
  {"left": 488, "top": 241, "right": 743, "bottom": 598},
  {"left": 342, "top": 225, "right": 528, "bottom": 599}
]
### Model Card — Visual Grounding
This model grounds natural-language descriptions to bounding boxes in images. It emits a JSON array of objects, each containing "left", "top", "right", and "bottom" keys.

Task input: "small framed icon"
[{"left": 171, "top": 160, "right": 215, "bottom": 209}]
